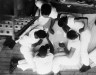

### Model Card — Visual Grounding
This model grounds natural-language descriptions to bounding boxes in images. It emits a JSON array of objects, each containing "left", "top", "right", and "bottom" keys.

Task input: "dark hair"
[
  {"left": 79, "top": 27, "right": 84, "bottom": 33},
  {"left": 58, "top": 16, "right": 70, "bottom": 33},
  {"left": 67, "top": 30, "right": 79, "bottom": 40},
  {"left": 41, "top": 3, "right": 51, "bottom": 16},
  {"left": 34, "top": 30, "right": 47, "bottom": 38},
  {"left": 37, "top": 45, "right": 47, "bottom": 57},
  {"left": 58, "top": 16, "right": 68, "bottom": 27},
  {"left": 45, "top": 44, "right": 50, "bottom": 50}
]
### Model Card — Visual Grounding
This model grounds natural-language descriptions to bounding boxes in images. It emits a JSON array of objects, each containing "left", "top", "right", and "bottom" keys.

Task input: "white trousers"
[
  {"left": 19, "top": 45, "right": 36, "bottom": 71},
  {"left": 80, "top": 29, "right": 91, "bottom": 66},
  {"left": 89, "top": 48, "right": 96, "bottom": 65},
  {"left": 80, "top": 45, "right": 90, "bottom": 66},
  {"left": 52, "top": 56, "right": 81, "bottom": 74}
]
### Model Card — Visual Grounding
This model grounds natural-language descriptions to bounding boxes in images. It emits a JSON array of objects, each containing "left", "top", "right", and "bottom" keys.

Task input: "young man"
[
  {"left": 9, "top": 29, "right": 47, "bottom": 73},
  {"left": 58, "top": 15, "right": 91, "bottom": 72},
  {"left": 58, "top": 16, "right": 84, "bottom": 33},
  {"left": 17, "top": 32, "right": 54, "bottom": 73},
  {"left": 33, "top": 44, "right": 54, "bottom": 75},
  {"left": 52, "top": 30, "right": 81, "bottom": 75},
  {"left": 34, "top": 0, "right": 58, "bottom": 34}
]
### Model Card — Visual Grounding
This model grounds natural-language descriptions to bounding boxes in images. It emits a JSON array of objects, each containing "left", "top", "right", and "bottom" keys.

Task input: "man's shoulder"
[
  {"left": 49, "top": 7, "right": 58, "bottom": 19},
  {"left": 29, "top": 28, "right": 40, "bottom": 34},
  {"left": 35, "top": 1, "right": 43, "bottom": 9}
]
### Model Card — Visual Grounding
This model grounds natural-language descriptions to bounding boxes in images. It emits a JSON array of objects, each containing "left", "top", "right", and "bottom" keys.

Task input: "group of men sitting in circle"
[{"left": 9, "top": 0, "right": 94, "bottom": 75}]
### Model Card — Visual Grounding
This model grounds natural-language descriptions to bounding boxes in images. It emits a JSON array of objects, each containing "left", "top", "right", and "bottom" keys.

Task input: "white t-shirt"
[
  {"left": 19, "top": 29, "right": 40, "bottom": 47},
  {"left": 80, "top": 29, "right": 91, "bottom": 51},
  {"left": 67, "top": 38, "right": 81, "bottom": 65},
  {"left": 35, "top": 0, "right": 43, "bottom": 9},
  {"left": 53, "top": 38, "right": 81, "bottom": 72},
  {"left": 67, "top": 17, "right": 84, "bottom": 33},
  {"left": 35, "top": 1, "right": 58, "bottom": 19},
  {"left": 33, "top": 53, "right": 54, "bottom": 74},
  {"left": 34, "top": 16, "right": 51, "bottom": 32}
]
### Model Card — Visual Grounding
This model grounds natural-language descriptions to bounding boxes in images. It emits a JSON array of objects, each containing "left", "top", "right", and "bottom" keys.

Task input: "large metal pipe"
[
  {"left": 15, "top": 16, "right": 38, "bottom": 40},
  {"left": 3, "top": 16, "right": 38, "bottom": 49}
]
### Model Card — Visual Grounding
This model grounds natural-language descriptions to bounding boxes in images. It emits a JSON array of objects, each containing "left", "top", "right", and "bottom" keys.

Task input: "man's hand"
[
  {"left": 59, "top": 42, "right": 66, "bottom": 48},
  {"left": 46, "top": 33, "right": 49, "bottom": 39},
  {"left": 32, "top": 39, "right": 43, "bottom": 47}
]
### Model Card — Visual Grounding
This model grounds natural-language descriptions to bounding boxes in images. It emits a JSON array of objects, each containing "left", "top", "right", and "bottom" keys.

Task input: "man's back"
[
  {"left": 33, "top": 53, "right": 54, "bottom": 74},
  {"left": 67, "top": 17, "right": 84, "bottom": 32},
  {"left": 19, "top": 29, "right": 40, "bottom": 46}
]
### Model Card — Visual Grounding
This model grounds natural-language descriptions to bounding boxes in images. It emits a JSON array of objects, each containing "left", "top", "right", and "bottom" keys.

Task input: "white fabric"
[
  {"left": 19, "top": 45, "right": 36, "bottom": 70},
  {"left": 34, "top": 16, "right": 51, "bottom": 33},
  {"left": 19, "top": 29, "right": 40, "bottom": 46},
  {"left": 35, "top": 8, "right": 57, "bottom": 25},
  {"left": 17, "top": 63, "right": 32, "bottom": 71},
  {"left": 89, "top": 48, "right": 96, "bottom": 64},
  {"left": 80, "top": 29, "right": 91, "bottom": 66},
  {"left": 35, "top": 1, "right": 43, "bottom": 9},
  {"left": 18, "top": 29, "right": 41, "bottom": 71},
  {"left": 52, "top": 38, "right": 81, "bottom": 74},
  {"left": 67, "top": 17, "right": 84, "bottom": 32},
  {"left": 49, "top": 7, "right": 58, "bottom": 19},
  {"left": 67, "top": 39, "right": 81, "bottom": 65},
  {"left": 17, "top": 53, "right": 54, "bottom": 74},
  {"left": 35, "top": 1, "right": 57, "bottom": 19},
  {"left": 33, "top": 53, "right": 54, "bottom": 74},
  {"left": 17, "top": 59, "right": 35, "bottom": 71},
  {"left": 74, "top": 22, "right": 84, "bottom": 32},
  {"left": 67, "top": 17, "right": 74, "bottom": 28},
  {"left": 37, "top": 16, "right": 50, "bottom": 26}
]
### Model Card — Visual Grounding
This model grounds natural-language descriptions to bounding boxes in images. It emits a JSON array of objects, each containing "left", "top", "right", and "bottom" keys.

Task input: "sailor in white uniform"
[
  {"left": 17, "top": 29, "right": 47, "bottom": 71},
  {"left": 34, "top": 0, "right": 58, "bottom": 33},
  {"left": 52, "top": 30, "right": 81, "bottom": 75}
]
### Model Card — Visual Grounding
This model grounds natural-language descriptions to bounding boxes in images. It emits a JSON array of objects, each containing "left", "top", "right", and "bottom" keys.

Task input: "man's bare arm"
[
  {"left": 67, "top": 47, "right": 75, "bottom": 58},
  {"left": 32, "top": 39, "right": 43, "bottom": 47}
]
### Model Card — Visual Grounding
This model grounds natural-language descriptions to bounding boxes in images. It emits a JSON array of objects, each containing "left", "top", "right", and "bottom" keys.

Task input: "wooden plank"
[
  {"left": 0, "top": 65, "right": 9, "bottom": 70},
  {"left": 0, "top": 73, "right": 10, "bottom": 75},
  {"left": 0, "top": 62, "right": 9, "bottom": 66},
  {"left": 0, "top": 70, "right": 9, "bottom": 74},
  {"left": 0, "top": 57, "right": 10, "bottom": 62},
  {"left": 0, "top": 52, "right": 12, "bottom": 58}
]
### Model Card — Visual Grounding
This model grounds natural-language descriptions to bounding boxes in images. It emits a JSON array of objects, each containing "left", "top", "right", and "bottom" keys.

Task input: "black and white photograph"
[{"left": 0, "top": 0, "right": 96, "bottom": 75}]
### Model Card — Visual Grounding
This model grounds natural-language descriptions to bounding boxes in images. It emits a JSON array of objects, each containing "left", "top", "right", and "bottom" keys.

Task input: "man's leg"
[
  {"left": 20, "top": 46, "right": 36, "bottom": 70},
  {"left": 17, "top": 59, "right": 36, "bottom": 72},
  {"left": 49, "top": 19, "right": 56, "bottom": 34},
  {"left": 80, "top": 30, "right": 91, "bottom": 72},
  {"left": 52, "top": 57, "right": 62, "bottom": 75},
  {"left": 80, "top": 49, "right": 91, "bottom": 72},
  {"left": 17, "top": 62, "right": 32, "bottom": 71},
  {"left": 89, "top": 48, "right": 96, "bottom": 67},
  {"left": 79, "top": 49, "right": 96, "bottom": 72}
]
